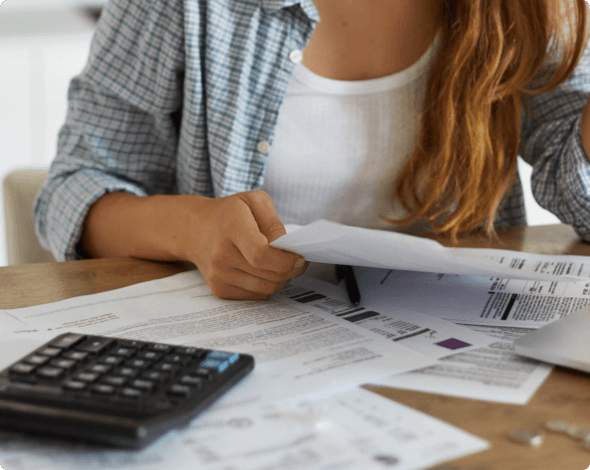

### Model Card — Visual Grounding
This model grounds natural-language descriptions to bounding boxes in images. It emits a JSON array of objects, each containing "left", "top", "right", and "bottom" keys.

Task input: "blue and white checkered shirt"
[{"left": 34, "top": 0, "right": 590, "bottom": 261}]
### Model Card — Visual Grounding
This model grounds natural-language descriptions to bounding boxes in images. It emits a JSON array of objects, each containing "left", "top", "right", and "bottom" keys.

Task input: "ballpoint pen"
[{"left": 336, "top": 265, "right": 361, "bottom": 306}]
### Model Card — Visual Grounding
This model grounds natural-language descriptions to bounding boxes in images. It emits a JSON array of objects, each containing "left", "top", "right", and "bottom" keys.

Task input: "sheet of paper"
[
  {"left": 378, "top": 324, "right": 553, "bottom": 404},
  {"left": 2, "top": 271, "right": 434, "bottom": 407},
  {"left": 273, "top": 220, "right": 589, "bottom": 281},
  {"left": 351, "top": 267, "right": 555, "bottom": 403},
  {"left": 0, "top": 388, "right": 488, "bottom": 470},
  {"left": 286, "top": 275, "right": 495, "bottom": 360},
  {"left": 0, "top": 311, "right": 31, "bottom": 333},
  {"left": 354, "top": 267, "right": 590, "bottom": 328}
]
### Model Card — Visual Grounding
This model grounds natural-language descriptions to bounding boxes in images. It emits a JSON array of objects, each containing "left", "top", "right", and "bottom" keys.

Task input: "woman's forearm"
[{"left": 80, "top": 192, "right": 199, "bottom": 262}]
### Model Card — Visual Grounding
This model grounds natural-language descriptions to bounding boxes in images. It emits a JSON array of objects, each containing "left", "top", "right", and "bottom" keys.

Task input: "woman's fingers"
[
  {"left": 231, "top": 192, "right": 304, "bottom": 275},
  {"left": 239, "top": 190, "right": 287, "bottom": 243},
  {"left": 207, "top": 266, "right": 286, "bottom": 299}
]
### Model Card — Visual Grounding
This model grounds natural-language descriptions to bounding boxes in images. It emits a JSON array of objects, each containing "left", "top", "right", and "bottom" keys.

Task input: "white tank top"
[{"left": 261, "top": 33, "right": 440, "bottom": 229}]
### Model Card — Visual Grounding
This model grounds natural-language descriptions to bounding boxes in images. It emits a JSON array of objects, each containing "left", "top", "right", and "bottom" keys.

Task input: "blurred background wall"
[
  {"left": 0, "top": 0, "right": 103, "bottom": 265},
  {"left": 0, "top": 0, "right": 560, "bottom": 267}
]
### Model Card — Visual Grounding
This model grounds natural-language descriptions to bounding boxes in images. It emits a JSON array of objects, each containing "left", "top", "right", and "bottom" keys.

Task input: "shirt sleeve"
[
  {"left": 34, "top": 0, "right": 186, "bottom": 261},
  {"left": 519, "top": 40, "right": 590, "bottom": 241}
]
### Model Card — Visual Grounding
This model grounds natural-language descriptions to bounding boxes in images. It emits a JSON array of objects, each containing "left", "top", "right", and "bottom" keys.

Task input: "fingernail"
[{"left": 294, "top": 257, "right": 305, "bottom": 269}]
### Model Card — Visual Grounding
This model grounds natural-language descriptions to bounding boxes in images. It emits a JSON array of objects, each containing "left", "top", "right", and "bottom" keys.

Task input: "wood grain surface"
[{"left": 2, "top": 225, "right": 590, "bottom": 469}]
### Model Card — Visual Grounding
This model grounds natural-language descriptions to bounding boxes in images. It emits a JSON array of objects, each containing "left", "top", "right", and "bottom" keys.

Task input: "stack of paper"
[{"left": 273, "top": 220, "right": 589, "bottom": 403}]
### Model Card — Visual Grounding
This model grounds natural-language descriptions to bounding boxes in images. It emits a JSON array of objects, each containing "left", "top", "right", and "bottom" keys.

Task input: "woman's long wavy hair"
[{"left": 387, "top": 0, "right": 589, "bottom": 240}]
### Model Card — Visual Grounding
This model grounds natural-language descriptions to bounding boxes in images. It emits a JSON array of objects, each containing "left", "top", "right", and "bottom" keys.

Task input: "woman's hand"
[
  {"left": 182, "top": 190, "right": 307, "bottom": 299},
  {"left": 81, "top": 190, "right": 307, "bottom": 300}
]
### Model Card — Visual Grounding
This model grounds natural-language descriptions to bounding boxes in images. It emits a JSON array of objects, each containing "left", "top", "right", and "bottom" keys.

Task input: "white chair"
[{"left": 3, "top": 168, "right": 55, "bottom": 265}]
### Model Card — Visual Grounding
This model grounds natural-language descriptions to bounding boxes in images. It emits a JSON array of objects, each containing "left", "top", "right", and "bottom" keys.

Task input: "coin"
[
  {"left": 568, "top": 425, "right": 590, "bottom": 440},
  {"left": 510, "top": 429, "right": 544, "bottom": 447},
  {"left": 545, "top": 420, "right": 570, "bottom": 433}
]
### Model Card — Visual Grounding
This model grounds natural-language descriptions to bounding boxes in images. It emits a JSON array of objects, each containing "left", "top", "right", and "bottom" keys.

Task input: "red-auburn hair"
[{"left": 386, "top": 0, "right": 589, "bottom": 240}]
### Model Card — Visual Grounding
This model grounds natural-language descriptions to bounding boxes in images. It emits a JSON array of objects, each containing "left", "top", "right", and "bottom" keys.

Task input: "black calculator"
[{"left": 0, "top": 333, "right": 254, "bottom": 449}]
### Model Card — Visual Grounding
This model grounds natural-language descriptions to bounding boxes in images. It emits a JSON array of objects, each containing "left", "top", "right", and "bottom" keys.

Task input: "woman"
[{"left": 35, "top": 0, "right": 590, "bottom": 299}]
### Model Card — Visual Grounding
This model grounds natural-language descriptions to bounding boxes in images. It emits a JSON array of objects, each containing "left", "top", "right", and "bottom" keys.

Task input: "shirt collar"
[{"left": 260, "top": 0, "right": 320, "bottom": 22}]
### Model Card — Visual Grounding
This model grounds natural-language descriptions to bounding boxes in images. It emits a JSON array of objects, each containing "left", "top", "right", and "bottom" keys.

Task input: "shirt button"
[
  {"left": 257, "top": 140, "right": 271, "bottom": 154},
  {"left": 288, "top": 49, "right": 303, "bottom": 64}
]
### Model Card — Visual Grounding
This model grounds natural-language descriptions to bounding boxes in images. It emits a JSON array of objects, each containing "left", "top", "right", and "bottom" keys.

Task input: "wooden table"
[{"left": 2, "top": 224, "right": 590, "bottom": 470}]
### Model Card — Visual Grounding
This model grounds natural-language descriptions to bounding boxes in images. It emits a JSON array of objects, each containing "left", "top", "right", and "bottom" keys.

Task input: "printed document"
[
  {"left": 379, "top": 324, "right": 553, "bottom": 404},
  {"left": 287, "top": 271, "right": 552, "bottom": 404},
  {"left": 286, "top": 275, "right": 495, "bottom": 360},
  {"left": 1, "top": 271, "right": 434, "bottom": 406},
  {"left": 352, "top": 267, "right": 561, "bottom": 403},
  {"left": 354, "top": 267, "right": 590, "bottom": 327},
  {"left": 273, "top": 220, "right": 590, "bottom": 281},
  {"left": 0, "top": 311, "right": 29, "bottom": 333},
  {"left": 0, "top": 388, "right": 488, "bottom": 470}
]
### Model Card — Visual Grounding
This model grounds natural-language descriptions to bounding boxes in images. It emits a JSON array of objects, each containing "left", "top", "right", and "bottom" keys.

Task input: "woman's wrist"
[
  {"left": 159, "top": 194, "right": 216, "bottom": 262},
  {"left": 81, "top": 192, "right": 207, "bottom": 262}
]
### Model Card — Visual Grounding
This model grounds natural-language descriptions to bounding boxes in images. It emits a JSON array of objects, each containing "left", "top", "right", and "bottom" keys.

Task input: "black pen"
[{"left": 336, "top": 265, "right": 361, "bottom": 306}]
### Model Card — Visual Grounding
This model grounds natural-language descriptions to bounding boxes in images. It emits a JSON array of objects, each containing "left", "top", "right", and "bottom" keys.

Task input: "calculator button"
[
  {"left": 174, "top": 347, "right": 197, "bottom": 355},
  {"left": 49, "top": 333, "right": 86, "bottom": 349},
  {"left": 207, "top": 351, "right": 239, "bottom": 364},
  {"left": 168, "top": 384, "right": 192, "bottom": 397},
  {"left": 76, "top": 372, "right": 100, "bottom": 382},
  {"left": 164, "top": 354, "right": 191, "bottom": 366},
  {"left": 76, "top": 337, "right": 114, "bottom": 354},
  {"left": 137, "top": 351, "right": 162, "bottom": 361},
  {"left": 63, "top": 350, "right": 89, "bottom": 361},
  {"left": 36, "top": 367, "right": 64, "bottom": 379},
  {"left": 121, "top": 388, "right": 143, "bottom": 398},
  {"left": 200, "top": 359, "right": 228, "bottom": 372},
  {"left": 117, "top": 367, "right": 140, "bottom": 377},
  {"left": 141, "top": 371, "right": 168, "bottom": 382},
  {"left": 147, "top": 343, "right": 172, "bottom": 353},
  {"left": 38, "top": 347, "right": 62, "bottom": 357},
  {"left": 207, "top": 351, "right": 240, "bottom": 364},
  {"left": 125, "top": 359, "right": 151, "bottom": 369},
  {"left": 175, "top": 347, "right": 205, "bottom": 357},
  {"left": 112, "top": 347, "right": 136, "bottom": 357},
  {"left": 87, "top": 364, "right": 112, "bottom": 374},
  {"left": 119, "top": 340, "right": 146, "bottom": 349},
  {"left": 207, "top": 351, "right": 233, "bottom": 360},
  {"left": 228, "top": 354, "right": 239, "bottom": 364},
  {"left": 179, "top": 375, "right": 204, "bottom": 388},
  {"left": 10, "top": 363, "right": 36, "bottom": 374},
  {"left": 100, "top": 355, "right": 124, "bottom": 366},
  {"left": 90, "top": 384, "right": 116, "bottom": 395},
  {"left": 155, "top": 363, "right": 179, "bottom": 373},
  {"left": 50, "top": 358, "right": 77, "bottom": 369},
  {"left": 200, "top": 359, "right": 222, "bottom": 368},
  {"left": 63, "top": 380, "right": 87, "bottom": 391},
  {"left": 101, "top": 376, "right": 127, "bottom": 386},
  {"left": 25, "top": 355, "right": 50, "bottom": 366},
  {"left": 130, "top": 379, "right": 155, "bottom": 391}
]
